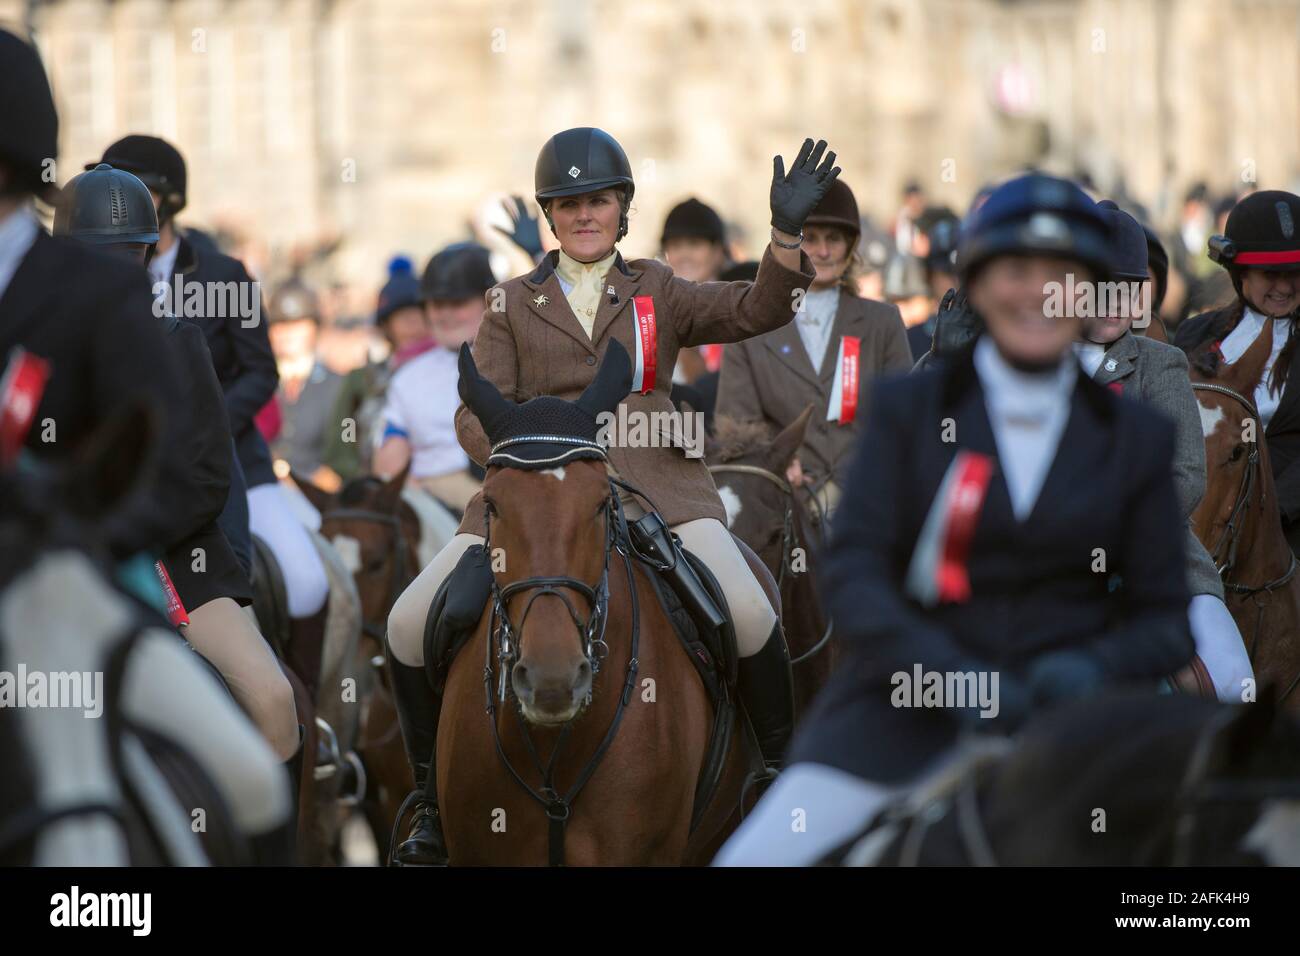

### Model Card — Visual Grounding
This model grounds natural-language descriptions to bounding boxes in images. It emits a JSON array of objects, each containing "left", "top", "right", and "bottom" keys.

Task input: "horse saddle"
[{"left": 250, "top": 533, "right": 290, "bottom": 660}]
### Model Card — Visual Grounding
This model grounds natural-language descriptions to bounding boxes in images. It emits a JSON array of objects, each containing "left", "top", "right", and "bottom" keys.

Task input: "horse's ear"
[
  {"left": 65, "top": 401, "right": 159, "bottom": 521},
  {"left": 765, "top": 404, "right": 815, "bottom": 473},
  {"left": 291, "top": 471, "right": 335, "bottom": 514},
  {"left": 1207, "top": 690, "right": 1277, "bottom": 773},
  {"left": 457, "top": 343, "right": 513, "bottom": 438},
  {"left": 576, "top": 339, "right": 633, "bottom": 418},
  {"left": 377, "top": 457, "right": 411, "bottom": 512}
]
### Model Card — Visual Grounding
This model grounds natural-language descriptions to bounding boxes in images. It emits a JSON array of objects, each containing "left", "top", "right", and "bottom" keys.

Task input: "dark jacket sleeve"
[
  {"left": 219, "top": 261, "right": 278, "bottom": 436},
  {"left": 1087, "top": 413, "right": 1195, "bottom": 678},
  {"left": 820, "top": 377, "right": 974, "bottom": 676},
  {"left": 153, "top": 324, "right": 234, "bottom": 550}
]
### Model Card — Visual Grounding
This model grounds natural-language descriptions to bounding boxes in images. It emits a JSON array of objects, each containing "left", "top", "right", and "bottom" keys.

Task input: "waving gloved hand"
[
  {"left": 1025, "top": 650, "right": 1106, "bottom": 707},
  {"left": 493, "top": 195, "right": 544, "bottom": 261},
  {"left": 948, "top": 661, "right": 1032, "bottom": 737},
  {"left": 770, "top": 138, "right": 841, "bottom": 236},
  {"left": 931, "top": 286, "right": 984, "bottom": 359}
]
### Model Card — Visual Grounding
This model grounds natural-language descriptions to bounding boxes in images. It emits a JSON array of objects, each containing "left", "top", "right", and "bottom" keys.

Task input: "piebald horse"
[
  {"left": 1187, "top": 317, "right": 1300, "bottom": 711},
  {"left": 436, "top": 343, "right": 757, "bottom": 865},
  {"left": 707, "top": 406, "right": 836, "bottom": 717}
]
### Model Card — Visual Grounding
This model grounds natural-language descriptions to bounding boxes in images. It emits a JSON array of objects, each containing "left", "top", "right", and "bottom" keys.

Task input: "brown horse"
[
  {"left": 295, "top": 464, "right": 419, "bottom": 860},
  {"left": 706, "top": 406, "right": 836, "bottom": 717},
  {"left": 1187, "top": 317, "right": 1300, "bottom": 710},
  {"left": 437, "top": 347, "right": 758, "bottom": 865}
]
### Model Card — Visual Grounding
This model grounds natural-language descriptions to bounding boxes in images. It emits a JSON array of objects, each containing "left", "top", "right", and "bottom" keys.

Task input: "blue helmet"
[
  {"left": 957, "top": 174, "right": 1112, "bottom": 282},
  {"left": 376, "top": 255, "right": 423, "bottom": 324}
]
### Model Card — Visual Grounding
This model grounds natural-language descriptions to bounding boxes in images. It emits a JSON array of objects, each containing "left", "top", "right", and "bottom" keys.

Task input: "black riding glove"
[
  {"left": 770, "top": 138, "right": 840, "bottom": 236},
  {"left": 1025, "top": 650, "right": 1106, "bottom": 707},
  {"left": 494, "top": 195, "right": 544, "bottom": 261},
  {"left": 931, "top": 286, "right": 984, "bottom": 358},
  {"left": 950, "top": 662, "right": 1032, "bottom": 736}
]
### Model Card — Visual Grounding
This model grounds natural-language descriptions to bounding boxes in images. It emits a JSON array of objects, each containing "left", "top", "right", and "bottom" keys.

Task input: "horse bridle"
[
  {"left": 707, "top": 462, "right": 834, "bottom": 665},
  {"left": 321, "top": 507, "right": 415, "bottom": 643},
  {"left": 479, "top": 479, "right": 642, "bottom": 867},
  {"left": 1191, "top": 383, "right": 1298, "bottom": 591},
  {"left": 1192, "top": 383, "right": 1300, "bottom": 701}
]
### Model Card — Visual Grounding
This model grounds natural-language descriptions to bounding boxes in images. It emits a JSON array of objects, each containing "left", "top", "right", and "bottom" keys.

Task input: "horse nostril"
[
  {"left": 576, "top": 660, "right": 591, "bottom": 683},
  {"left": 513, "top": 662, "right": 532, "bottom": 694}
]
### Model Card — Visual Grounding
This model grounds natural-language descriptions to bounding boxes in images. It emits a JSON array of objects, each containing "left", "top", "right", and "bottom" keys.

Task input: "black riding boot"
[
  {"left": 387, "top": 655, "right": 447, "bottom": 865},
  {"left": 281, "top": 723, "right": 305, "bottom": 864},
  {"left": 737, "top": 623, "right": 795, "bottom": 768}
]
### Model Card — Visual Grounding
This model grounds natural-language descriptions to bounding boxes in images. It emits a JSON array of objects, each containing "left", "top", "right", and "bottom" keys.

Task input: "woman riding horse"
[
  {"left": 52, "top": 164, "right": 301, "bottom": 764},
  {"left": 386, "top": 128, "right": 839, "bottom": 864},
  {"left": 716, "top": 178, "right": 913, "bottom": 518},
  {"left": 1074, "top": 202, "right": 1252, "bottom": 700},
  {"left": 1175, "top": 190, "right": 1300, "bottom": 557},
  {"left": 716, "top": 173, "right": 1196, "bottom": 866}
]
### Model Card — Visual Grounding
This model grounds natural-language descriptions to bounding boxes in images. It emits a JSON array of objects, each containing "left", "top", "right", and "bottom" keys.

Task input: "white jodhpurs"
[
  {"left": 712, "top": 762, "right": 894, "bottom": 866},
  {"left": 385, "top": 513, "right": 779, "bottom": 669},
  {"left": 248, "top": 482, "right": 330, "bottom": 618},
  {"left": 1189, "top": 593, "right": 1255, "bottom": 702}
]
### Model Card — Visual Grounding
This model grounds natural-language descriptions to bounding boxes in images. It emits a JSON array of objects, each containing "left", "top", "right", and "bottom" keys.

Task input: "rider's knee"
[
  {"left": 258, "top": 669, "right": 300, "bottom": 761},
  {"left": 283, "top": 551, "right": 330, "bottom": 618},
  {"left": 731, "top": 583, "right": 779, "bottom": 656},
  {"left": 387, "top": 586, "right": 427, "bottom": 667}
]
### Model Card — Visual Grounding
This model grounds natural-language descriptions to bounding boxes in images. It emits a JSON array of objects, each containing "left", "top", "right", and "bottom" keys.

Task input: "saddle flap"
[{"left": 423, "top": 544, "right": 493, "bottom": 692}]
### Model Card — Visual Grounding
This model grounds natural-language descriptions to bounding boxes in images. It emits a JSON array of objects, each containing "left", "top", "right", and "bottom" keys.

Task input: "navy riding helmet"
[{"left": 957, "top": 173, "right": 1113, "bottom": 283}]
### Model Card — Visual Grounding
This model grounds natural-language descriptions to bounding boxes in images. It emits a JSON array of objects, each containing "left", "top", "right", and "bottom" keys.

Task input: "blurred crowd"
[{"left": 246, "top": 172, "right": 1253, "bottom": 497}]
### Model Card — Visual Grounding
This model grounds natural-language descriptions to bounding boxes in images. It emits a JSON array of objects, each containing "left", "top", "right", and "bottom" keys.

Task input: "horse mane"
[
  {"left": 709, "top": 415, "right": 773, "bottom": 463},
  {"left": 1187, "top": 300, "right": 1246, "bottom": 379}
]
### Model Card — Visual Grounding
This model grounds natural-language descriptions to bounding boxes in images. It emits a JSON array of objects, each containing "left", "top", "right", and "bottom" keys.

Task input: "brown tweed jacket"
[
  {"left": 454, "top": 246, "right": 816, "bottom": 532},
  {"left": 715, "top": 290, "right": 912, "bottom": 485}
]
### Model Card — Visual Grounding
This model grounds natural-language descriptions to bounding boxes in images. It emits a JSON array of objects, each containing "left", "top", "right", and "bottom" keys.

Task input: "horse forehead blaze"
[{"left": 1197, "top": 400, "right": 1227, "bottom": 440}]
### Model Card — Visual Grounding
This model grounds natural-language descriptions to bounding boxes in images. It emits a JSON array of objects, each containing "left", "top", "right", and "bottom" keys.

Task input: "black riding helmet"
[
  {"left": 1208, "top": 190, "right": 1300, "bottom": 305},
  {"left": 534, "top": 127, "right": 634, "bottom": 242},
  {"left": 92, "top": 135, "right": 188, "bottom": 224},
  {"left": 53, "top": 164, "right": 160, "bottom": 252},
  {"left": 0, "top": 29, "right": 59, "bottom": 200},
  {"left": 421, "top": 242, "right": 496, "bottom": 302}
]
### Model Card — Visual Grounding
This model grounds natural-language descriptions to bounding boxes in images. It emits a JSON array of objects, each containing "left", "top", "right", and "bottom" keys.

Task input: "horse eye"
[{"left": 1229, "top": 445, "right": 1245, "bottom": 462}]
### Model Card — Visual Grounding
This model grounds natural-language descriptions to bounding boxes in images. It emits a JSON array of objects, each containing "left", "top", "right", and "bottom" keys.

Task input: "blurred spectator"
[{"left": 267, "top": 278, "right": 344, "bottom": 490}]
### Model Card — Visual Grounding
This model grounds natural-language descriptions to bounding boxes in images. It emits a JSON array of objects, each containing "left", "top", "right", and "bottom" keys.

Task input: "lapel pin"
[
  {"left": 1105, "top": 359, "right": 1117, "bottom": 372},
  {"left": 533, "top": 294, "right": 549, "bottom": 308},
  {"left": 781, "top": 344, "right": 791, "bottom": 354}
]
